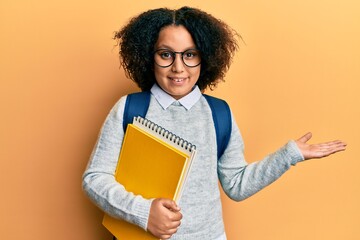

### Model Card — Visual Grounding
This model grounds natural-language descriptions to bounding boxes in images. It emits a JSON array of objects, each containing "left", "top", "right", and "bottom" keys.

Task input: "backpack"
[{"left": 122, "top": 91, "right": 232, "bottom": 159}]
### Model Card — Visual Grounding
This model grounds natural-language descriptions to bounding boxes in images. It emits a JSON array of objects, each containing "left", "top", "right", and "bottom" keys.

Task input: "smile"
[{"left": 169, "top": 77, "right": 187, "bottom": 82}]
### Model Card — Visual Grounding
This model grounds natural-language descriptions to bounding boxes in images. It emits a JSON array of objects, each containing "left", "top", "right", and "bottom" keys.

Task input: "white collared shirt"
[{"left": 150, "top": 83, "right": 202, "bottom": 110}]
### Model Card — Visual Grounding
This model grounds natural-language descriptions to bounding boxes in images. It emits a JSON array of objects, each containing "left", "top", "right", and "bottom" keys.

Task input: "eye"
[
  {"left": 158, "top": 50, "right": 173, "bottom": 59},
  {"left": 183, "top": 50, "right": 198, "bottom": 59}
]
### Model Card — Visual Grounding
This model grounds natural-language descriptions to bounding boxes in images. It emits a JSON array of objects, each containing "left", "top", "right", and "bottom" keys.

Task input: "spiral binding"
[{"left": 134, "top": 116, "right": 196, "bottom": 152}]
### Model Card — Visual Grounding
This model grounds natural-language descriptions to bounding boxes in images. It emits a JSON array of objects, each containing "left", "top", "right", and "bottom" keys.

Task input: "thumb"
[
  {"left": 297, "top": 132, "right": 312, "bottom": 143},
  {"left": 161, "top": 199, "right": 180, "bottom": 212}
]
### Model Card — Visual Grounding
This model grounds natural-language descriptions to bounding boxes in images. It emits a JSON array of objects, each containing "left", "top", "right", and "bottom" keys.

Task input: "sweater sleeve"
[
  {"left": 82, "top": 96, "right": 152, "bottom": 230},
  {"left": 217, "top": 112, "right": 304, "bottom": 201}
]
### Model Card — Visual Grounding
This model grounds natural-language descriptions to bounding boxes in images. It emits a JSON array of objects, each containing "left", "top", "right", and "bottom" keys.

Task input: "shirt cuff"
[
  {"left": 285, "top": 140, "right": 305, "bottom": 165},
  {"left": 132, "top": 197, "right": 154, "bottom": 231}
]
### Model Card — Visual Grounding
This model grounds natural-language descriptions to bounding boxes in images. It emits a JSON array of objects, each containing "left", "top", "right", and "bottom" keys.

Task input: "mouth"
[{"left": 169, "top": 77, "right": 187, "bottom": 83}]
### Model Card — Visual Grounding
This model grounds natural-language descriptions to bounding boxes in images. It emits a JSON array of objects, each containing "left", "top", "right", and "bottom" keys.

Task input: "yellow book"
[{"left": 103, "top": 116, "right": 196, "bottom": 240}]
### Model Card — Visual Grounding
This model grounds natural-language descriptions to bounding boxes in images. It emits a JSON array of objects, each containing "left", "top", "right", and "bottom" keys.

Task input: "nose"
[{"left": 171, "top": 54, "right": 184, "bottom": 73}]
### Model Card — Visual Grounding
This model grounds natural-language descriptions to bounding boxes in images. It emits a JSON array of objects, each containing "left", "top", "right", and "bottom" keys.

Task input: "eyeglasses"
[{"left": 154, "top": 48, "right": 201, "bottom": 68}]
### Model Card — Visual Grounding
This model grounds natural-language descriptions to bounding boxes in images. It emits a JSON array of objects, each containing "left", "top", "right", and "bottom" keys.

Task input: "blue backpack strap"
[
  {"left": 203, "top": 94, "right": 232, "bottom": 159},
  {"left": 123, "top": 91, "right": 151, "bottom": 132}
]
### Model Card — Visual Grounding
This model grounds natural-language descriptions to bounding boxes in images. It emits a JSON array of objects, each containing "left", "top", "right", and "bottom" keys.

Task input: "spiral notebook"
[{"left": 103, "top": 116, "right": 197, "bottom": 240}]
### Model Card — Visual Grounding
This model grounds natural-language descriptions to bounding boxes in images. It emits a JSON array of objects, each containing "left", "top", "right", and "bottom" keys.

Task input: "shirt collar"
[{"left": 150, "top": 84, "right": 202, "bottom": 110}]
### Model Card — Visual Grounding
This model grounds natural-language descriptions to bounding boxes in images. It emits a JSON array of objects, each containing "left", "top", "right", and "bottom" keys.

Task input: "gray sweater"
[{"left": 82, "top": 87, "right": 304, "bottom": 239}]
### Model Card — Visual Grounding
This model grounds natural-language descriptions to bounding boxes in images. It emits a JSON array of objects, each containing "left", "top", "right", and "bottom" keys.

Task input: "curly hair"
[{"left": 114, "top": 6, "right": 239, "bottom": 91}]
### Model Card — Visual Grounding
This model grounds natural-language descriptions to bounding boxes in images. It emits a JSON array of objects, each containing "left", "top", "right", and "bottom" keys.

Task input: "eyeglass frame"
[{"left": 153, "top": 48, "right": 201, "bottom": 68}]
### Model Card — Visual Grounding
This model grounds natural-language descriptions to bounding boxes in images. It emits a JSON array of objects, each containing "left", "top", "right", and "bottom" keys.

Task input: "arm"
[
  {"left": 82, "top": 96, "right": 152, "bottom": 230},
  {"left": 82, "top": 96, "right": 183, "bottom": 237},
  {"left": 218, "top": 114, "right": 346, "bottom": 202}
]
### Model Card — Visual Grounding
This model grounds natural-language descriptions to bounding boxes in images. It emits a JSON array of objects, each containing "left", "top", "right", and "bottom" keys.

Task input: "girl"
[{"left": 82, "top": 6, "right": 346, "bottom": 240}]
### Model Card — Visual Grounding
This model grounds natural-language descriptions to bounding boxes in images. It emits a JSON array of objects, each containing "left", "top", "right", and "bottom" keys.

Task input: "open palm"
[{"left": 295, "top": 132, "right": 347, "bottom": 160}]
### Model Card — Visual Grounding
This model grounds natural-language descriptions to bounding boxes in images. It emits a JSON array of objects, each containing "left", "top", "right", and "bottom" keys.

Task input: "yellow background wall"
[{"left": 1, "top": 1, "right": 359, "bottom": 239}]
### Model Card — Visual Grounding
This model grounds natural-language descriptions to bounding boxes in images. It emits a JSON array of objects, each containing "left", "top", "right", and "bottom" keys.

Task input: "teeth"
[{"left": 172, "top": 78, "right": 185, "bottom": 82}]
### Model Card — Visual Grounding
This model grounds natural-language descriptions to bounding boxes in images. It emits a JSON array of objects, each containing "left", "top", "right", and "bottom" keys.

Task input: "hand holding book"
[{"left": 147, "top": 198, "right": 182, "bottom": 239}]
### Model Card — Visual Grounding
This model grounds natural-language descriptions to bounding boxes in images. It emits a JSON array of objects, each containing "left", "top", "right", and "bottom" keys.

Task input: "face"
[{"left": 154, "top": 25, "right": 201, "bottom": 100}]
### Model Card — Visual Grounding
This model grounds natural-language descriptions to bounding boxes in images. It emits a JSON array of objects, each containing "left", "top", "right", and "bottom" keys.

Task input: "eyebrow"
[{"left": 155, "top": 44, "right": 197, "bottom": 51}]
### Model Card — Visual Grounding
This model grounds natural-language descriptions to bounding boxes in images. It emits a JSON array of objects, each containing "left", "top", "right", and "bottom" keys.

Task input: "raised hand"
[
  {"left": 295, "top": 132, "right": 347, "bottom": 160},
  {"left": 147, "top": 198, "right": 182, "bottom": 239}
]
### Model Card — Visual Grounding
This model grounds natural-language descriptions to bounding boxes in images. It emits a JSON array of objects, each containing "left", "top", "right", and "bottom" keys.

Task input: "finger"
[
  {"left": 158, "top": 221, "right": 180, "bottom": 237},
  {"left": 297, "top": 132, "right": 312, "bottom": 143},
  {"left": 311, "top": 145, "right": 346, "bottom": 158},
  {"left": 313, "top": 141, "right": 347, "bottom": 151},
  {"left": 160, "top": 234, "right": 172, "bottom": 240},
  {"left": 329, "top": 140, "right": 347, "bottom": 148},
  {"left": 325, "top": 143, "right": 347, "bottom": 154},
  {"left": 319, "top": 149, "right": 344, "bottom": 158},
  {"left": 317, "top": 140, "right": 346, "bottom": 147},
  {"left": 170, "top": 211, "right": 183, "bottom": 221},
  {"left": 158, "top": 225, "right": 179, "bottom": 234},
  {"left": 164, "top": 223, "right": 180, "bottom": 233},
  {"left": 162, "top": 199, "right": 180, "bottom": 212}
]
